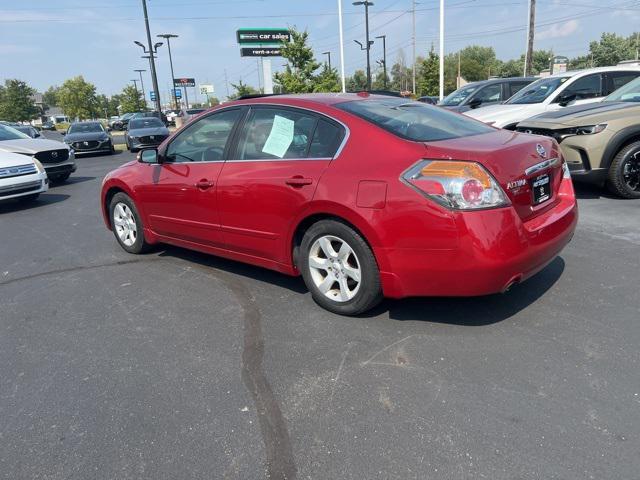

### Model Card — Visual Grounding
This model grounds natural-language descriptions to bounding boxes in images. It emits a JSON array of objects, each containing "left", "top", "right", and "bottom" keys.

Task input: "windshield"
[
  {"left": 440, "top": 84, "right": 480, "bottom": 106},
  {"left": 68, "top": 123, "right": 104, "bottom": 134},
  {"left": 129, "top": 118, "right": 164, "bottom": 129},
  {"left": 0, "top": 124, "right": 31, "bottom": 141},
  {"left": 187, "top": 109, "right": 205, "bottom": 115},
  {"left": 506, "top": 76, "right": 570, "bottom": 104},
  {"left": 605, "top": 76, "right": 640, "bottom": 102},
  {"left": 336, "top": 97, "right": 493, "bottom": 142},
  {"left": 122, "top": 113, "right": 135, "bottom": 120}
]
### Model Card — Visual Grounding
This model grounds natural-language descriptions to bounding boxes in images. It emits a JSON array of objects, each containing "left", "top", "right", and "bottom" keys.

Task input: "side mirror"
[
  {"left": 468, "top": 98, "right": 482, "bottom": 109},
  {"left": 138, "top": 148, "right": 159, "bottom": 164},
  {"left": 558, "top": 93, "right": 576, "bottom": 106}
]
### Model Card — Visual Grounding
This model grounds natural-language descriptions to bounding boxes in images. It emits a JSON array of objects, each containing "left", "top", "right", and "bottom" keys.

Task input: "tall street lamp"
[
  {"left": 134, "top": 69, "right": 147, "bottom": 105},
  {"left": 322, "top": 51, "right": 332, "bottom": 70},
  {"left": 353, "top": 1, "right": 374, "bottom": 91},
  {"left": 157, "top": 33, "right": 179, "bottom": 110},
  {"left": 135, "top": 0, "right": 162, "bottom": 112},
  {"left": 375, "top": 34, "right": 387, "bottom": 89}
]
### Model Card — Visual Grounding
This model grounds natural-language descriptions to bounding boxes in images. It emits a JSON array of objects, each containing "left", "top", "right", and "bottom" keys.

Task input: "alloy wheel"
[
  {"left": 308, "top": 235, "right": 362, "bottom": 302},
  {"left": 113, "top": 202, "right": 137, "bottom": 247},
  {"left": 623, "top": 151, "right": 640, "bottom": 192}
]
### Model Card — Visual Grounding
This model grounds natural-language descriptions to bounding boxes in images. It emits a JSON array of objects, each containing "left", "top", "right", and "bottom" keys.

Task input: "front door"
[
  {"left": 137, "top": 108, "right": 244, "bottom": 247},
  {"left": 217, "top": 106, "right": 345, "bottom": 264}
]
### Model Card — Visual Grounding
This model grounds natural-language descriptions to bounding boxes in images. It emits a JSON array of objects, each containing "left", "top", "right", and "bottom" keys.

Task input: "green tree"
[
  {"left": 346, "top": 70, "right": 368, "bottom": 91},
  {"left": 372, "top": 69, "right": 390, "bottom": 90},
  {"left": 498, "top": 59, "right": 524, "bottom": 77},
  {"left": 313, "top": 65, "right": 341, "bottom": 93},
  {"left": 274, "top": 29, "right": 320, "bottom": 93},
  {"left": 43, "top": 85, "right": 60, "bottom": 108},
  {"left": 57, "top": 76, "right": 99, "bottom": 120},
  {"left": 390, "top": 50, "right": 411, "bottom": 91},
  {"left": 119, "top": 85, "right": 145, "bottom": 113},
  {"left": 589, "top": 33, "right": 635, "bottom": 66},
  {"left": 416, "top": 47, "right": 439, "bottom": 96},
  {"left": 229, "top": 79, "right": 258, "bottom": 100},
  {"left": 0, "top": 79, "right": 39, "bottom": 122}
]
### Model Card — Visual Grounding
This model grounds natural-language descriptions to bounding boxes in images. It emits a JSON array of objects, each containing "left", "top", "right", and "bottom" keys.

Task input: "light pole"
[
  {"left": 353, "top": 1, "right": 374, "bottom": 91},
  {"left": 134, "top": 69, "right": 146, "bottom": 106},
  {"left": 157, "top": 33, "right": 179, "bottom": 110},
  {"left": 322, "top": 51, "right": 332, "bottom": 70},
  {"left": 375, "top": 34, "right": 387, "bottom": 89},
  {"left": 135, "top": 0, "right": 162, "bottom": 113},
  {"left": 130, "top": 79, "right": 141, "bottom": 109}
]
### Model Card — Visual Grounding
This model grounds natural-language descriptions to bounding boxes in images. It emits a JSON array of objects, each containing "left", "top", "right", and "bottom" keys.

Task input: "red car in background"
[{"left": 101, "top": 93, "right": 577, "bottom": 315}]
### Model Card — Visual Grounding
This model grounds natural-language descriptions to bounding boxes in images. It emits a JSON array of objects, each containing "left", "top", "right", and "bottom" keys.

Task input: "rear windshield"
[
  {"left": 129, "top": 118, "right": 164, "bottom": 129},
  {"left": 336, "top": 97, "right": 493, "bottom": 142}
]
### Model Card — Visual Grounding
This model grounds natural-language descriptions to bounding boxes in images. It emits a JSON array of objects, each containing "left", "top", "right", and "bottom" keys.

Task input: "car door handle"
[
  {"left": 195, "top": 179, "right": 214, "bottom": 190},
  {"left": 285, "top": 176, "right": 313, "bottom": 187}
]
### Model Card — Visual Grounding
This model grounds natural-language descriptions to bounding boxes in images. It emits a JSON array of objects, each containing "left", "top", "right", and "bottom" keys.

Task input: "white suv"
[
  {"left": 466, "top": 66, "right": 640, "bottom": 129},
  {"left": 0, "top": 150, "right": 48, "bottom": 203}
]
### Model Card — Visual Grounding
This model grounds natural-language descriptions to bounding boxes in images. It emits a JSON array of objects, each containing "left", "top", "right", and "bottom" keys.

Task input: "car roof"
[
  {"left": 71, "top": 121, "right": 101, "bottom": 125},
  {"left": 228, "top": 92, "right": 412, "bottom": 108},
  {"left": 547, "top": 65, "right": 640, "bottom": 78}
]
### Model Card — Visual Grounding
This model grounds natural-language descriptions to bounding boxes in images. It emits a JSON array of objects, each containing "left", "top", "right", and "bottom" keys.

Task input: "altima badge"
[
  {"left": 536, "top": 143, "right": 547, "bottom": 158},
  {"left": 507, "top": 179, "right": 527, "bottom": 190}
]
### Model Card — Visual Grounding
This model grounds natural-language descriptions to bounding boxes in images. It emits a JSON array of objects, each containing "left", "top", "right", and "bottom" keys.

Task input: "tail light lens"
[{"left": 402, "top": 160, "right": 510, "bottom": 210}]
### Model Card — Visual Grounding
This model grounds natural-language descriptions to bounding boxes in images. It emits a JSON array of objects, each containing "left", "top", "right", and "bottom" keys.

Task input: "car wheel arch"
[
  {"left": 102, "top": 182, "right": 137, "bottom": 229},
  {"left": 289, "top": 206, "right": 385, "bottom": 273},
  {"left": 603, "top": 126, "right": 640, "bottom": 169}
]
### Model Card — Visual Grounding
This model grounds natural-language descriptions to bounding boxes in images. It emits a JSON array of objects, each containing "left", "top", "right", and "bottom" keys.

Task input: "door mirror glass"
[
  {"left": 468, "top": 98, "right": 482, "bottom": 109},
  {"left": 138, "top": 148, "right": 159, "bottom": 164}
]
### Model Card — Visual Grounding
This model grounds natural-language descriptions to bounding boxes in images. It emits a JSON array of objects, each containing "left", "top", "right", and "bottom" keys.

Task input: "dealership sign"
[
  {"left": 241, "top": 47, "right": 282, "bottom": 57},
  {"left": 236, "top": 28, "right": 291, "bottom": 45},
  {"left": 199, "top": 84, "right": 215, "bottom": 94},
  {"left": 174, "top": 78, "right": 196, "bottom": 87}
]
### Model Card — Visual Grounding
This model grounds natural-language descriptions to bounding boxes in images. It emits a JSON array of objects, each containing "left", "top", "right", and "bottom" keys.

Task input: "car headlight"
[
  {"left": 33, "top": 159, "right": 45, "bottom": 173},
  {"left": 567, "top": 124, "right": 607, "bottom": 135},
  {"left": 69, "top": 149, "right": 75, "bottom": 158}
]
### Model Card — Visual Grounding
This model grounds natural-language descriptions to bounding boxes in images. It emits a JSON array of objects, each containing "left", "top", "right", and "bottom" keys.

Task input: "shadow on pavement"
[
  {"left": 0, "top": 193, "right": 70, "bottom": 213},
  {"left": 49, "top": 176, "right": 96, "bottom": 188},
  {"left": 573, "top": 182, "right": 623, "bottom": 200},
  {"left": 378, "top": 257, "right": 566, "bottom": 325}
]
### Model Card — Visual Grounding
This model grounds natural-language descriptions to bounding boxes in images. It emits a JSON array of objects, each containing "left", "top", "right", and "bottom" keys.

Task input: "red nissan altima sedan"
[{"left": 101, "top": 93, "right": 577, "bottom": 315}]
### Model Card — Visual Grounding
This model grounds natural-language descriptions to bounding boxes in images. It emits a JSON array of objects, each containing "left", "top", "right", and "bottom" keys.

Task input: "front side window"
[
  {"left": 336, "top": 98, "right": 493, "bottom": 142},
  {"left": 236, "top": 108, "right": 316, "bottom": 160},
  {"left": 440, "top": 84, "right": 480, "bottom": 106},
  {"left": 166, "top": 109, "right": 241, "bottom": 162},
  {"left": 507, "top": 76, "right": 570, "bottom": 104},
  {"left": 555, "top": 74, "right": 602, "bottom": 102}
]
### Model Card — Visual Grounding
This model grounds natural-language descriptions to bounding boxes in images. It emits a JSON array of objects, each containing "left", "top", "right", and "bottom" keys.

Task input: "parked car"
[
  {"left": 101, "top": 93, "right": 577, "bottom": 315},
  {"left": 0, "top": 150, "right": 48, "bottom": 203},
  {"left": 41, "top": 121, "right": 56, "bottom": 131},
  {"left": 63, "top": 121, "right": 114, "bottom": 155},
  {"left": 164, "top": 109, "right": 180, "bottom": 126},
  {"left": 440, "top": 77, "right": 536, "bottom": 113},
  {"left": 172, "top": 108, "right": 207, "bottom": 124},
  {"left": 466, "top": 66, "right": 640, "bottom": 129},
  {"left": 417, "top": 96, "right": 439, "bottom": 105},
  {"left": 129, "top": 111, "right": 168, "bottom": 125},
  {"left": 0, "top": 123, "right": 76, "bottom": 183},
  {"left": 517, "top": 76, "right": 640, "bottom": 198},
  {"left": 124, "top": 117, "right": 170, "bottom": 152},
  {"left": 0, "top": 121, "right": 41, "bottom": 138},
  {"left": 111, "top": 113, "right": 135, "bottom": 131}
]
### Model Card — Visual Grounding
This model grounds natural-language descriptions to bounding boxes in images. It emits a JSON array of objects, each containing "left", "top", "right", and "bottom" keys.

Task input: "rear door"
[
  {"left": 217, "top": 106, "right": 345, "bottom": 263},
  {"left": 136, "top": 108, "right": 244, "bottom": 247}
]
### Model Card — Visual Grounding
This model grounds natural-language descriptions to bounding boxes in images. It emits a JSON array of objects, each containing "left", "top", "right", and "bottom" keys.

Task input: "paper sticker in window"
[{"left": 261, "top": 115, "right": 294, "bottom": 158}]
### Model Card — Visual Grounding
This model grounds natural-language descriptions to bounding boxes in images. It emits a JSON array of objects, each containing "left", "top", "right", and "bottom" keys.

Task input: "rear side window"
[
  {"left": 336, "top": 97, "right": 493, "bottom": 142},
  {"left": 236, "top": 108, "right": 317, "bottom": 160},
  {"left": 308, "top": 119, "right": 344, "bottom": 158},
  {"left": 475, "top": 84, "right": 502, "bottom": 102},
  {"left": 608, "top": 71, "right": 640, "bottom": 94}
]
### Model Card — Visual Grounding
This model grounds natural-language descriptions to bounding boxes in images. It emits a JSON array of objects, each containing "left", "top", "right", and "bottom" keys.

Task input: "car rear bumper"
[
  {"left": 378, "top": 179, "right": 578, "bottom": 298},
  {"left": 0, "top": 172, "right": 48, "bottom": 201}
]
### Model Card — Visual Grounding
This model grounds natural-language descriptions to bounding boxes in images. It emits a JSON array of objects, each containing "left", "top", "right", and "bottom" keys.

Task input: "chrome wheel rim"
[
  {"left": 113, "top": 202, "right": 137, "bottom": 247},
  {"left": 308, "top": 235, "right": 361, "bottom": 302}
]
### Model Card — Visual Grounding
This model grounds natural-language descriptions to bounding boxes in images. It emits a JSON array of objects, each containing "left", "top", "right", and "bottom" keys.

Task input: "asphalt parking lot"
[{"left": 1, "top": 147, "right": 639, "bottom": 479}]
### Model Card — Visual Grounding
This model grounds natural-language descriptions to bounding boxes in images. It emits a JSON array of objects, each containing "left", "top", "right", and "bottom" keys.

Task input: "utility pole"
[
  {"left": 353, "top": 1, "right": 374, "bottom": 91},
  {"left": 338, "top": 0, "right": 346, "bottom": 92},
  {"left": 376, "top": 35, "right": 387, "bottom": 89},
  {"left": 134, "top": 69, "right": 146, "bottom": 106},
  {"left": 457, "top": 51, "right": 461, "bottom": 89},
  {"left": 157, "top": 34, "right": 179, "bottom": 110},
  {"left": 224, "top": 69, "right": 230, "bottom": 99},
  {"left": 323, "top": 51, "right": 332, "bottom": 70},
  {"left": 139, "top": 0, "right": 162, "bottom": 113},
  {"left": 439, "top": 0, "right": 444, "bottom": 100},
  {"left": 524, "top": 0, "right": 536, "bottom": 76},
  {"left": 412, "top": 0, "right": 416, "bottom": 94},
  {"left": 130, "top": 79, "right": 141, "bottom": 109}
]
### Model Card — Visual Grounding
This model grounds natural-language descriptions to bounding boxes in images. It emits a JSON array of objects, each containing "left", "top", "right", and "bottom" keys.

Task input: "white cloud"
[{"left": 537, "top": 20, "right": 579, "bottom": 41}]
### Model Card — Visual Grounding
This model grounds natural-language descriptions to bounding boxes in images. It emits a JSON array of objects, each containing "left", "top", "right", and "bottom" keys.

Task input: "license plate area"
[{"left": 531, "top": 173, "right": 551, "bottom": 204}]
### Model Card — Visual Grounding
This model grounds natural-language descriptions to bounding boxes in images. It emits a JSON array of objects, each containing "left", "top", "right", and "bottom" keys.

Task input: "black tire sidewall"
[
  {"left": 109, "top": 193, "right": 147, "bottom": 254},
  {"left": 608, "top": 142, "right": 640, "bottom": 199},
  {"left": 300, "top": 220, "right": 382, "bottom": 316}
]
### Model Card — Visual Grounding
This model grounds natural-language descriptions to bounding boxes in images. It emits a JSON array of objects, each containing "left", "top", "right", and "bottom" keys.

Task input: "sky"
[{"left": 2, "top": 0, "right": 640, "bottom": 103}]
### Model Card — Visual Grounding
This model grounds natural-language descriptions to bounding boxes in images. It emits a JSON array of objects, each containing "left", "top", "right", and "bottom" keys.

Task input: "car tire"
[
  {"left": 607, "top": 141, "right": 640, "bottom": 199},
  {"left": 109, "top": 192, "right": 151, "bottom": 254},
  {"left": 299, "top": 219, "right": 382, "bottom": 316},
  {"left": 17, "top": 193, "right": 40, "bottom": 203}
]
